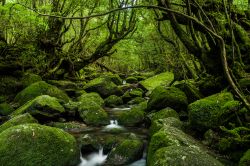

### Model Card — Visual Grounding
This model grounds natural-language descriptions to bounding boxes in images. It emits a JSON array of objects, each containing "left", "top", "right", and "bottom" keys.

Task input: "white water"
[
  {"left": 111, "top": 107, "right": 131, "bottom": 111},
  {"left": 78, "top": 148, "right": 107, "bottom": 166},
  {"left": 122, "top": 80, "right": 126, "bottom": 85},
  {"left": 104, "top": 120, "right": 123, "bottom": 130}
]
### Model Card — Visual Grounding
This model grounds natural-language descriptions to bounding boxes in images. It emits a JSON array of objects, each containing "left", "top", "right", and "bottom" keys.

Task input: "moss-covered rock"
[
  {"left": 147, "top": 107, "right": 179, "bottom": 122},
  {"left": 126, "top": 76, "right": 138, "bottom": 84},
  {"left": 129, "top": 88, "right": 144, "bottom": 97},
  {"left": 147, "top": 86, "right": 188, "bottom": 112},
  {"left": 84, "top": 77, "right": 122, "bottom": 97},
  {"left": 106, "top": 139, "right": 144, "bottom": 165},
  {"left": 139, "top": 72, "right": 174, "bottom": 91},
  {"left": 47, "top": 80, "right": 78, "bottom": 90},
  {"left": 12, "top": 95, "right": 65, "bottom": 121},
  {"left": 118, "top": 102, "right": 146, "bottom": 126},
  {"left": 47, "top": 121, "right": 87, "bottom": 131},
  {"left": 127, "top": 97, "right": 146, "bottom": 105},
  {"left": 0, "top": 124, "right": 79, "bottom": 166},
  {"left": 102, "top": 73, "right": 123, "bottom": 85},
  {"left": 239, "top": 149, "right": 250, "bottom": 166},
  {"left": 78, "top": 92, "right": 104, "bottom": 106},
  {"left": 188, "top": 92, "right": 237, "bottom": 131},
  {"left": 21, "top": 73, "right": 42, "bottom": 88},
  {"left": 151, "top": 146, "right": 223, "bottom": 166},
  {"left": 105, "top": 95, "right": 123, "bottom": 107},
  {"left": 14, "top": 81, "right": 70, "bottom": 106},
  {"left": 0, "top": 113, "right": 37, "bottom": 133},
  {"left": 0, "top": 102, "right": 14, "bottom": 116},
  {"left": 149, "top": 117, "right": 183, "bottom": 136}
]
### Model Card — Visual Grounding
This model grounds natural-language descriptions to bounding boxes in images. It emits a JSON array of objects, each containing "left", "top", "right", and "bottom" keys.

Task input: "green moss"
[
  {"left": 102, "top": 73, "right": 123, "bottom": 85},
  {"left": 239, "top": 149, "right": 250, "bottom": 166},
  {"left": 47, "top": 80, "right": 78, "bottom": 90},
  {"left": 107, "top": 139, "right": 143, "bottom": 165},
  {"left": 147, "top": 107, "right": 179, "bottom": 122},
  {"left": 21, "top": 73, "right": 42, "bottom": 88},
  {"left": 0, "top": 103, "right": 14, "bottom": 116},
  {"left": 139, "top": 72, "right": 174, "bottom": 91},
  {"left": 188, "top": 92, "right": 237, "bottom": 131},
  {"left": 127, "top": 97, "right": 145, "bottom": 105},
  {"left": 150, "top": 146, "right": 223, "bottom": 166},
  {"left": 129, "top": 88, "right": 143, "bottom": 97},
  {"left": 104, "top": 95, "right": 123, "bottom": 107},
  {"left": 147, "top": 86, "right": 188, "bottom": 112},
  {"left": 12, "top": 95, "right": 65, "bottom": 120},
  {"left": 126, "top": 76, "right": 138, "bottom": 84},
  {"left": 0, "top": 124, "right": 79, "bottom": 166},
  {"left": 47, "top": 121, "right": 87, "bottom": 131},
  {"left": 0, "top": 113, "right": 38, "bottom": 133},
  {"left": 239, "top": 77, "right": 250, "bottom": 88},
  {"left": 14, "top": 81, "right": 70, "bottom": 106},
  {"left": 78, "top": 92, "right": 104, "bottom": 106}
]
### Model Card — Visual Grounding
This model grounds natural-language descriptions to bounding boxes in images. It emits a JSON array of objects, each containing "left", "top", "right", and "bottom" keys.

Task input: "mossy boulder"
[
  {"left": 102, "top": 73, "right": 123, "bottom": 85},
  {"left": 129, "top": 88, "right": 144, "bottom": 97},
  {"left": 128, "top": 97, "right": 146, "bottom": 105},
  {"left": 239, "top": 149, "right": 250, "bottom": 166},
  {"left": 12, "top": 95, "right": 65, "bottom": 121},
  {"left": 139, "top": 72, "right": 174, "bottom": 91},
  {"left": 0, "top": 102, "right": 14, "bottom": 116},
  {"left": 149, "top": 117, "right": 183, "bottom": 136},
  {"left": 14, "top": 81, "right": 70, "bottom": 106},
  {"left": 188, "top": 92, "right": 237, "bottom": 131},
  {"left": 147, "top": 107, "right": 179, "bottom": 122},
  {"left": 118, "top": 102, "right": 146, "bottom": 126},
  {"left": 84, "top": 77, "right": 122, "bottom": 97},
  {"left": 105, "top": 95, "right": 123, "bottom": 107},
  {"left": 47, "top": 121, "right": 87, "bottom": 131},
  {"left": 78, "top": 101, "right": 109, "bottom": 126},
  {"left": 106, "top": 139, "right": 144, "bottom": 165},
  {"left": 21, "top": 73, "right": 42, "bottom": 88},
  {"left": 151, "top": 146, "right": 223, "bottom": 166},
  {"left": 126, "top": 76, "right": 138, "bottom": 84},
  {"left": 78, "top": 92, "right": 104, "bottom": 106},
  {"left": 0, "top": 113, "right": 38, "bottom": 133},
  {"left": 147, "top": 86, "right": 188, "bottom": 112},
  {"left": 0, "top": 124, "right": 79, "bottom": 166},
  {"left": 47, "top": 80, "right": 78, "bottom": 90}
]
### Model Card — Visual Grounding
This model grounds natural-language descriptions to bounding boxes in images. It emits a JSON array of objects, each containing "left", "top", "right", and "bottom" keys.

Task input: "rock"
[
  {"left": 147, "top": 107, "right": 179, "bottom": 122},
  {"left": 78, "top": 102, "right": 109, "bottom": 126},
  {"left": 106, "top": 139, "right": 144, "bottom": 165},
  {"left": 126, "top": 76, "right": 138, "bottom": 84},
  {"left": 127, "top": 97, "right": 146, "bottom": 105},
  {"left": 20, "top": 73, "right": 42, "bottom": 88},
  {"left": 147, "top": 86, "right": 188, "bottom": 112},
  {"left": 14, "top": 81, "right": 70, "bottom": 106},
  {"left": 78, "top": 92, "right": 104, "bottom": 106},
  {"left": 12, "top": 95, "right": 65, "bottom": 121},
  {"left": 0, "top": 113, "right": 37, "bottom": 133},
  {"left": 0, "top": 102, "right": 14, "bottom": 116},
  {"left": 188, "top": 92, "right": 237, "bottom": 131},
  {"left": 105, "top": 95, "right": 123, "bottom": 107},
  {"left": 118, "top": 102, "right": 146, "bottom": 126},
  {"left": 129, "top": 88, "right": 144, "bottom": 97},
  {"left": 239, "top": 149, "right": 250, "bottom": 166},
  {"left": 149, "top": 117, "right": 183, "bottom": 136},
  {"left": 173, "top": 79, "right": 203, "bottom": 103},
  {"left": 47, "top": 80, "right": 78, "bottom": 90},
  {"left": 151, "top": 146, "right": 223, "bottom": 166},
  {"left": 0, "top": 124, "right": 79, "bottom": 166},
  {"left": 84, "top": 77, "right": 122, "bottom": 97},
  {"left": 47, "top": 121, "right": 87, "bottom": 131},
  {"left": 102, "top": 73, "right": 123, "bottom": 85},
  {"left": 139, "top": 72, "right": 174, "bottom": 91}
]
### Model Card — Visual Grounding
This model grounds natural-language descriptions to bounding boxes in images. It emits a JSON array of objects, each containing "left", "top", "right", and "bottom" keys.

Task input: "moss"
[
  {"left": 0, "top": 102, "right": 14, "bottom": 116},
  {"left": 129, "top": 88, "right": 144, "bottom": 97},
  {"left": 47, "top": 121, "right": 87, "bottom": 131},
  {"left": 106, "top": 139, "right": 144, "bottom": 165},
  {"left": 21, "top": 73, "right": 42, "bottom": 88},
  {"left": 126, "top": 76, "right": 138, "bottom": 84},
  {"left": 0, "top": 124, "right": 79, "bottom": 166},
  {"left": 239, "top": 77, "right": 250, "bottom": 88},
  {"left": 102, "top": 73, "right": 123, "bottom": 85},
  {"left": 147, "top": 107, "right": 179, "bottom": 122},
  {"left": 188, "top": 92, "right": 238, "bottom": 131},
  {"left": 84, "top": 77, "right": 122, "bottom": 97},
  {"left": 127, "top": 97, "right": 146, "bottom": 105},
  {"left": 12, "top": 95, "right": 65, "bottom": 120},
  {"left": 14, "top": 81, "right": 70, "bottom": 106},
  {"left": 0, "top": 113, "right": 37, "bottom": 133},
  {"left": 151, "top": 146, "right": 223, "bottom": 166},
  {"left": 47, "top": 80, "right": 78, "bottom": 90},
  {"left": 104, "top": 95, "right": 123, "bottom": 107},
  {"left": 147, "top": 86, "right": 188, "bottom": 112},
  {"left": 239, "top": 149, "right": 250, "bottom": 166},
  {"left": 77, "top": 92, "right": 104, "bottom": 106},
  {"left": 139, "top": 72, "right": 174, "bottom": 91}
]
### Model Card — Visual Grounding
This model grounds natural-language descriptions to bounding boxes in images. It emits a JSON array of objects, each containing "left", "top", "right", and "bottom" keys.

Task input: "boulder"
[
  {"left": 20, "top": 73, "right": 42, "bottom": 88},
  {"left": 78, "top": 92, "right": 104, "bottom": 106},
  {"left": 127, "top": 97, "right": 146, "bottom": 105},
  {"left": 147, "top": 86, "right": 188, "bottom": 112},
  {"left": 84, "top": 77, "right": 122, "bottom": 97},
  {"left": 106, "top": 139, "right": 144, "bottom": 165},
  {"left": 12, "top": 95, "right": 65, "bottom": 121},
  {"left": 47, "top": 80, "right": 78, "bottom": 90},
  {"left": 126, "top": 76, "right": 138, "bottom": 84},
  {"left": 139, "top": 72, "right": 174, "bottom": 91},
  {"left": 14, "top": 81, "right": 70, "bottom": 106},
  {"left": 0, "top": 113, "right": 37, "bottom": 133},
  {"left": 147, "top": 107, "right": 179, "bottom": 122},
  {"left": 151, "top": 146, "right": 223, "bottom": 166},
  {"left": 105, "top": 95, "right": 123, "bottom": 107},
  {"left": 102, "top": 73, "right": 123, "bottom": 85},
  {"left": 0, "top": 124, "right": 79, "bottom": 166},
  {"left": 0, "top": 102, "right": 14, "bottom": 116},
  {"left": 188, "top": 92, "right": 237, "bottom": 131}
]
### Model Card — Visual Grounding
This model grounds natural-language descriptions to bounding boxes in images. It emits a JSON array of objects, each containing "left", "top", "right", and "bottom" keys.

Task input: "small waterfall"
[
  {"left": 78, "top": 147, "right": 107, "bottom": 166},
  {"left": 104, "top": 120, "right": 123, "bottom": 130},
  {"left": 122, "top": 80, "right": 126, "bottom": 85}
]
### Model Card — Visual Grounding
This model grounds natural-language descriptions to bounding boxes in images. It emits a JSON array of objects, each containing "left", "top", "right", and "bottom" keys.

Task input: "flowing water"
[{"left": 78, "top": 148, "right": 107, "bottom": 166}]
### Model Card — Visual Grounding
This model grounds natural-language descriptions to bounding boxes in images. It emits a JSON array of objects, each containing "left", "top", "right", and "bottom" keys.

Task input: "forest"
[{"left": 0, "top": 0, "right": 250, "bottom": 165}]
